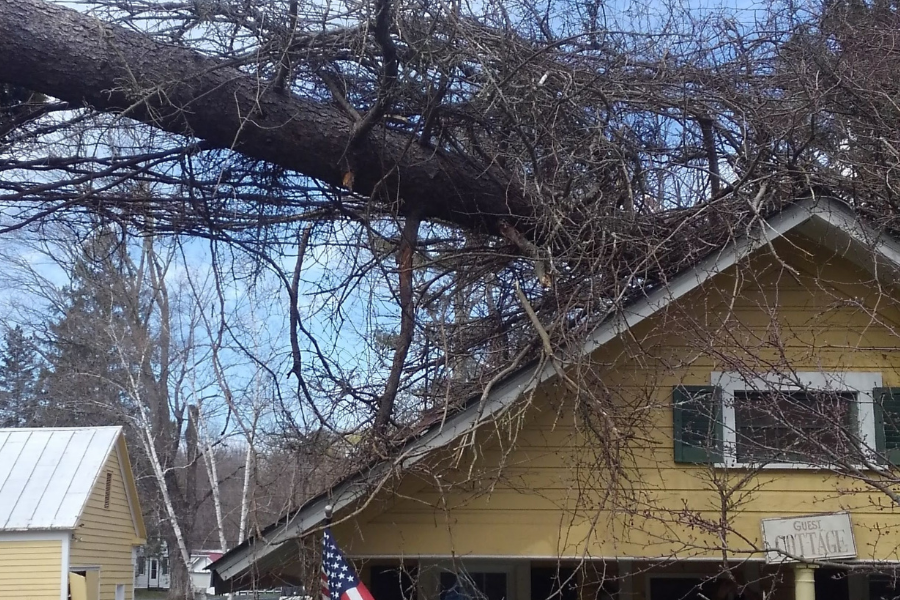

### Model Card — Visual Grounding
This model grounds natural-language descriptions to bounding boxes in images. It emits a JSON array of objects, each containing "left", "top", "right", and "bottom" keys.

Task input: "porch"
[{"left": 359, "top": 559, "right": 899, "bottom": 600}]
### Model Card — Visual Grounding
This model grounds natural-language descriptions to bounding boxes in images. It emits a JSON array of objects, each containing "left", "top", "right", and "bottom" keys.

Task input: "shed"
[{"left": 0, "top": 426, "right": 146, "bottom": 600}]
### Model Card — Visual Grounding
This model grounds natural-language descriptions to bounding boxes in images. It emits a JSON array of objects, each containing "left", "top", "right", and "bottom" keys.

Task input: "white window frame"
[{"left": 711, "top": 371, "right": 883, "bottom": 468}]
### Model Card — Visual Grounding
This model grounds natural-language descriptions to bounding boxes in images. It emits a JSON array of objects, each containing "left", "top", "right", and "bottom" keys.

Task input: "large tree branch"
[
  {"left": 375, "top": 212, "right": 421, "bottom": 436},
  {"left": 0, "top": 0, "right": 531, "bottom": 235}
]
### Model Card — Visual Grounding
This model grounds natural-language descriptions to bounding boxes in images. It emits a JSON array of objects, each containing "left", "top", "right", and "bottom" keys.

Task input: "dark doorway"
[
  {"left": 648, "top": 578, "right": 712, "bottom": 600},
  {"left": 814, "top": 568, "right": 849, "bottom": 600},
  {"left": 531, "top": 567, "right": 578, "bottom": 600},
  {"left": 371, "top": 565, "right": 418, "bottom": 600}
]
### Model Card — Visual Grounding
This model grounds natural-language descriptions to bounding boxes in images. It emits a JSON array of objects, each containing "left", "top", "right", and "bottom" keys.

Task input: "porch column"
[
  {"left": 618, "top": 560, "right": 632, "bottom": 600},
  {"left": 794, "top": 565, "right": 816, "bottom": 600}
]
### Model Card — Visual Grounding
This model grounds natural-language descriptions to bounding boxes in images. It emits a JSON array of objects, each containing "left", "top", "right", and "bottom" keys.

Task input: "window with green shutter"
[
  {"left": 874, "top": 388, "right": 900, "bottom": 463},
  {"left": 673, "top": 385, "right": 723, "bottom": 464}
]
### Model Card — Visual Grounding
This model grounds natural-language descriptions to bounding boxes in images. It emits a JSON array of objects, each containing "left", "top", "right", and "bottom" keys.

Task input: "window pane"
[{"left": 735, "top": 390, "right": 855, "bottom": 463}]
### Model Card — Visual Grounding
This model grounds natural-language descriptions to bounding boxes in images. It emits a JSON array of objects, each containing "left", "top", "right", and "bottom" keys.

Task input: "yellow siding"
[
  {"left": 332, "top": 232, "right": 900, "bottom": 562},
  {"left": 70, "top": 442, "right": 138, "bottom": 600},
  {"left": 0, "top": 538, "right": 62, "bottom": 600}
]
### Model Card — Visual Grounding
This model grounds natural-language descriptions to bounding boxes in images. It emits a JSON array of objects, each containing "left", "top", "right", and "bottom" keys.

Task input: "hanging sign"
[{"left": 761, "top": 512, "right": 857, "bottom": 564}]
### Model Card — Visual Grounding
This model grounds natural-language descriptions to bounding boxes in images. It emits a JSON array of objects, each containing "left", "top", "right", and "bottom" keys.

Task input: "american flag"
[{"left": 321, "top": 529, "right": 376, "bottom": 600}]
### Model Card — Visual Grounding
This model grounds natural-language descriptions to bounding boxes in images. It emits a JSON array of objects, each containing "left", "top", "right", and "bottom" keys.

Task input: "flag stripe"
[{"left": 346, "top": 587, "right": 365, "bottom": 600}]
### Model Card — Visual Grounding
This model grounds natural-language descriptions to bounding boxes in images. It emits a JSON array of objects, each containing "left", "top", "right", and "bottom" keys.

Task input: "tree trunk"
[
  {"left": 166, "top": 529, "right": 194, "bottom": 600},
  {"left": 0, "top": 0, "right": 531, "bottom": 236}
]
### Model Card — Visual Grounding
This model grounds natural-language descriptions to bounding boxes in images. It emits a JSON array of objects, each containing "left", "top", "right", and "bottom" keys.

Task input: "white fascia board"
[
  {"left": 804, "top": 200, "right": 900, "bottom": 276},
  {"left": 0, "top": 530, "right": 71, "bottom": 541},
  {"left": 580, "top": 198, "right": 819, "bottom": 357},
  {"left": 114, "top": 442, "right": 143, "bottom": 540}
]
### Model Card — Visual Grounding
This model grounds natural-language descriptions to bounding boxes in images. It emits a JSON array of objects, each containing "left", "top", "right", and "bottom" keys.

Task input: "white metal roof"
[{"left": 0, "top": 426, "right": 122, "bottom": 531}]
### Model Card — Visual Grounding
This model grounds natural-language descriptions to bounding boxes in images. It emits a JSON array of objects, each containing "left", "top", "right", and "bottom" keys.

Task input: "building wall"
[
  {"left": 70, "top": 440, "right": 139, "bottom": 600},
  {"left": 0, "top": 536, "right": 63, "bottom": 600},
  {"left": 332, "top": 231, "right": 900, "bottom": 561}
]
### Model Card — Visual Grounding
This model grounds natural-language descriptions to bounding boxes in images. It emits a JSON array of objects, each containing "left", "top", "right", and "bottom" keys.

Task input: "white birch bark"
[
  {"left": 196, "top": 407, "right": 228, "bottom": 552},
  {"left": 238, "top": 429, "right": 255, "bottom": 544}
]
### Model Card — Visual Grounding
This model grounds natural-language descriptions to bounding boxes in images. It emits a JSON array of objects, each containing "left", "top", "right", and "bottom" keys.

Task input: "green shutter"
[
  {"left": 673, "top": 385, "right": 723, "bottom": 464},
  {"left": 874, "top": 388, "right": 900, "bottom": 464}
]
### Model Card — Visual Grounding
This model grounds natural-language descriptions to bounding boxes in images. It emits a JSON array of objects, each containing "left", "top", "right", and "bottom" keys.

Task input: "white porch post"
[
  {"left": 793, "top": 565, "right": 816, "bottom": 600},
  {"left": 618, "top": 560, "right": 633, "bottom": 600},
  {"left": 515, "top": 561, "right": 531, "bottom": 600}
]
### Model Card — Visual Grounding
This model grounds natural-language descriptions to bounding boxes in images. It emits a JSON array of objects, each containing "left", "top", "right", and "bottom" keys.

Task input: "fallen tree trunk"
[{"left": 0, "top": 0, "right": 531, "bottom": 235}]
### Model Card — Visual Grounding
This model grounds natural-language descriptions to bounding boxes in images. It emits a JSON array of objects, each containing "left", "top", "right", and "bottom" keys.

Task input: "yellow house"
[
  {"left": 212, "top": 199, "right": 900, "bottom": 600},
  {"left": 0, "top": 426, "right": 146, "bottom": 600}
]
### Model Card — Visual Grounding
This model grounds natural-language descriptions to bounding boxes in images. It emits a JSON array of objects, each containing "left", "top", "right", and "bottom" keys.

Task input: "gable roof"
[
  {"left": 211, "top": 197, "right": 900, "bottom": 584},
  {"left": 0, "top": 426, "right": 142, "bottom": 534}
]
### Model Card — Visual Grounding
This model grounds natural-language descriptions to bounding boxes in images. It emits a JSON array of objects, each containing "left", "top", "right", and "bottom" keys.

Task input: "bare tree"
[{"left": 10, "top": 0, "right": 900, "bottom": 595}]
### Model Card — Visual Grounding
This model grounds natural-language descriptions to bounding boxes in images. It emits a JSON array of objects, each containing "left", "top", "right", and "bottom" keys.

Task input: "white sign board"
[{"left": 761, "top": 512, "right": 856, "bottom": 564}]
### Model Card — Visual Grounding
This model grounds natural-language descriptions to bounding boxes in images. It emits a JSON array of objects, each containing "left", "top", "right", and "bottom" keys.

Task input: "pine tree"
[
  {"left": 38, "top": 229, "right": 136, "bottom": 426},
  {"left": 0, "top": 325, "right": 39, "bottom": 427}
]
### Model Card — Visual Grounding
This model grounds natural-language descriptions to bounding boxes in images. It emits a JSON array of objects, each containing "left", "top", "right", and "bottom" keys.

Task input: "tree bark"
[{"left": 0, "top": 0, "right": 532, "bottom": 235}]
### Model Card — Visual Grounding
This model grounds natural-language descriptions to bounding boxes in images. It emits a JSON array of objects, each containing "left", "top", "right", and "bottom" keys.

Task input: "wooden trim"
[
  {"left": 712, "top": 370, "right": 883, "bottom": 468},
  {"left": 61, "top": 531, "right": 70, "bottom": 600},
  {"left": 116, "top": 435, "right": 147, "bottom": 540},
  {"left": 0, "top": 531, "right": 71, "bottom": 541}
]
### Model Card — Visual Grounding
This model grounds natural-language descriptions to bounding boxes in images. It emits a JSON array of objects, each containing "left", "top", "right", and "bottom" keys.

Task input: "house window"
[
  {"left": 161, "top": 558, "right": 168, "bottom": 576},
  {"left": 734, "top": 390, "right": 856, "bottom": 463},
  {"left": 138, "top": 558, "right": 145, "bottom": 576},
  {"left": 150, "top": 559, "right": 158, "bottom": 580},
  {"left": 440, "top": 571, "right": 508, "bottom": 600},
  {"left": 673, "top": 372, "right": 886, "bottom": 467}
]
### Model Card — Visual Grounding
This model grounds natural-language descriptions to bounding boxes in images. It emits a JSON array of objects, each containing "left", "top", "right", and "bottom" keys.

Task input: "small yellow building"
[
  {"left": 213, "top": 199, "right": 900, "bottom": 600},
  {"left": 0, "top": 426, "right": 146, "bottom": 600}
]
